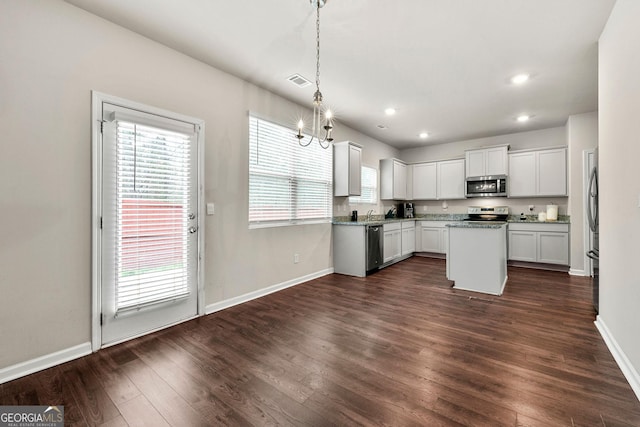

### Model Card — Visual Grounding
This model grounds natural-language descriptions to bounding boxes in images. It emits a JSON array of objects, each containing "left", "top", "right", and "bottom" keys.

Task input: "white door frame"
[{"left": 91, "top": 91, "right": 205, "bottom": 351}]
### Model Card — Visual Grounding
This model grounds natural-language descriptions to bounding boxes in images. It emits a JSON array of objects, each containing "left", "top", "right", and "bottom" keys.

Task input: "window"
[
  {"left": 349, "top": 166, "right": 378, "bottom": 204},
  {"left": 249, "top": 115, "right": 333, "bottom": 227}
]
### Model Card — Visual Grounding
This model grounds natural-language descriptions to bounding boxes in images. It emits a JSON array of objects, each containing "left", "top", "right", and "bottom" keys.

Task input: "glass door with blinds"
[{"left": 100, "top": 102, "right": 200, "bottom": 346}]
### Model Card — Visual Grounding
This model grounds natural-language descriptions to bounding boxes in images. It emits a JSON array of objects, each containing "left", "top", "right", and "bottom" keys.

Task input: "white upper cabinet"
[
  {"left": 537, "top": 148, "right": 567, "bottom": 196},
  {"left": 380, "top": 158, "right": 407, "bottom": 200},
  {"left": 410, "top": 159, "right": 464, "bottom": 200},
  {"left": 508, "top": 147, "right": 567, "bottom": 197},
  {"left": 437, "top": 159, "right": 466, "bottom": 200},
  {"left": 411, "top": 162, "right": 437, "bottom": 200},
  {"left": 333, "top": 141, "right": 362, "bottom": 196},
  {"left": 465, "top": 145, "right": 508, "bottom": 178},
  {"left": 508, "top": 152, "right": 537, "bottom": 196}
]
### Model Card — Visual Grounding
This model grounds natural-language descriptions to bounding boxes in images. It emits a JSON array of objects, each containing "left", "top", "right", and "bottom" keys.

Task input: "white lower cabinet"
[
  {"left": 537, "top": 232, "right": 569, "bottom": 264},
  {"left": 508, "top": 223, "right": 569, "bottom": 265},
  {"left": 401, "top": 221, "right": 416, "bottom": 256},
  {"left": 383, "top": 222, "right": 402, "bottom": 263},
  {"left": 416, "top": 221, "right": 449, "bottom": 254},
  {"left": 383, "top": 221, "right": 415, "bottom": 265}
]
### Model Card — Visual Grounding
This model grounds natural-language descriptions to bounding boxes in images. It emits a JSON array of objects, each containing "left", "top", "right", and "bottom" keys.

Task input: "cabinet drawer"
[
  {"left": 417, "top": 221, "right": 448, "bottom": 228},
  {"left": 384, "top": 222, "right": 401, "bottom": 232},
  {"left": 508, "top": 223, "right": 569, "bottom": 233},
  {"left": 401, "top": 220, "right": 415, "bottom": 230}
]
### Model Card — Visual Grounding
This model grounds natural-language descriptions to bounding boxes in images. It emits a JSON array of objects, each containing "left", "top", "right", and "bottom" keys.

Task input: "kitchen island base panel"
[{"left": 447, "top": 224, "right": 508, "bottom": 296}]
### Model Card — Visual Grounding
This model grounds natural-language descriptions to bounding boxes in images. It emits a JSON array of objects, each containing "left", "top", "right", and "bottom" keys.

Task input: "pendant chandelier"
[{"left": 296, "top": 0, "right": 334, "bottom": 149}]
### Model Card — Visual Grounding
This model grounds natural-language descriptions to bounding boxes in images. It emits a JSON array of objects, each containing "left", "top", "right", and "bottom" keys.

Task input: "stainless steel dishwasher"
[{"left": 366, "top": 225, "right": 383, "bottom": 273}]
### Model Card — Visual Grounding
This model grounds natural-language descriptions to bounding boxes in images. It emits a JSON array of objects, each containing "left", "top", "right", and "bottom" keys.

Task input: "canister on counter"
[{"left": 546, "top": 204, "right": 558, "bottom": 221}]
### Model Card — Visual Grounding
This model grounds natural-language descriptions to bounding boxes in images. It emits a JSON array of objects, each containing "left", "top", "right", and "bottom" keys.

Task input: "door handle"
[{"left": 188, "top": 226, "right": 198, "bottom": 234}]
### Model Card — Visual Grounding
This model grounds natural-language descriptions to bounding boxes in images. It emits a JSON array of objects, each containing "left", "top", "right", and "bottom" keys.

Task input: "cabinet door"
[
  {"left": 393, "top": 160, "right": 407, "bottom": 200},
  {"left": 537, "top": 149, "right": 566, "bottom": 196},
  {"left": 402, "top": 226, "right": 416, "bottom": 255},
  {"left": 441, "top": 228, "right": 449, "bottom": 255},
  {"left": 486, "top": 146, "right": 508, "bottom": 176},
  {"left": 383, "top": 230, "right": 395, "bottom": 263},
  {"left": 508, "top": 152, "right": 536, "bottom": 197},
  {"left": 537, "top": 232, "right": 569, "bottom": 265},
  {"left": 393, "top": 230, "right": 402, "bottom": 259},
  {"left": 407, "top": 227, "right": 416, "bottom": 253},
  {"left": 437, "top": 159, "right": 465, "bottom": 200},
  {"left": 412, "top": 162, "right": 437, "bottom": 200},
  {"left": 466, "top": 151, "right": 485, "bottom": 178},
  {"left": 420, "top": 227, "right": 441, "bottom": 252},
  {"left": 405, "top": 164, "right": 413, "bottom": 201},
  {"left": 508, "top": 231, "right": 537, "bottom": 261},
  {"left": 348, "top": 144, "right": 362, "bottom": 196}
]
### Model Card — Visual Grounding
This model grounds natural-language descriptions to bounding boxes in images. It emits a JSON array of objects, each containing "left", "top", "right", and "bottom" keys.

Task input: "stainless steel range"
[{"left": 465, "top": 206, "right": 509, "bottom": 222}]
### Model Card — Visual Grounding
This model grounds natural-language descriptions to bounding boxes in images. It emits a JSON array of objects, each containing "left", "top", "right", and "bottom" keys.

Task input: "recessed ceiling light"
[
  {"left": 517, "top": 114, "right": 530, "bottom": 122},
  {"left": 419, "top": 132, "right": 429, "bottom": 139},
  {"left": 511, "top": 73, "right": 530, "bottom": 85},
  {"left": 384, "top": 108, "right": 396, "bottom": 116}
]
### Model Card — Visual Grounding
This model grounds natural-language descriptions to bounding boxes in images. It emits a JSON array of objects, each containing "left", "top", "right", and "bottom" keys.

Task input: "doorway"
[{"left": 92, "top": 92, "right": 204, "bottom": 348}]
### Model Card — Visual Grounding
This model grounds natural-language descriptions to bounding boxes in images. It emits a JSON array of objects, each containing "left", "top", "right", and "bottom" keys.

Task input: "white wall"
[
  {"left": 598, "top": 0, "right": 640, "bottom": 391},
  {"left": 397, "top": 127, "right": 569, "bottom": 217},
  {"left": 400, "top": 126, "right": 566, "bottom": 163},
  {"left": 0, "top": 1, "right": 394, "bottom": 369},
  {"left": 566, "top": 112, "right": 598, "bottom": 274}
]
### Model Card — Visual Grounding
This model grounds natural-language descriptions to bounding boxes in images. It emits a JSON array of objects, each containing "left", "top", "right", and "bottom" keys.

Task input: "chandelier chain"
[{"left": 315, "top": 2, "right": 321, "bottom": 92}]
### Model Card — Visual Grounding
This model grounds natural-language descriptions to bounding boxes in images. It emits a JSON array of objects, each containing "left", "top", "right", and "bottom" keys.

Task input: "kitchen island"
[{"left": 446, "top": 222, "right": 508, "bottom": 295}]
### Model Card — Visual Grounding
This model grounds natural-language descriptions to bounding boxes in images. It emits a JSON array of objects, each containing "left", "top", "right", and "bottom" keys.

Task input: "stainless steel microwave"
[{"left": 465, "top": 175, "right": 507, "bottom": 198}]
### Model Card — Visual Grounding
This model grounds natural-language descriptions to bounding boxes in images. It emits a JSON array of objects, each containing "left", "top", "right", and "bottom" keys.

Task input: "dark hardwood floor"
[{"left": 2, "top": 257, "right": 640, "bottom": 426}]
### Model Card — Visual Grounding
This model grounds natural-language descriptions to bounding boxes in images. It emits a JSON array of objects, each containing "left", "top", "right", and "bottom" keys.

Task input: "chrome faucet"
[{"left": 366, "top": 209, "right": 374, "bottom": 221}]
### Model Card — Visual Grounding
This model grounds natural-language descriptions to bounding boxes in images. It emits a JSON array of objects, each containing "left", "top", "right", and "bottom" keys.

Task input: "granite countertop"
[
  {"left": 332, "top": 216, "right": 416, "bottom": 226},
  {"left": 446, "top": 221, "right": 507, "bottom": 229},
  {"left": 333, "top": 213, "right": 570, "bottom": 226},
  {"left": 332, "top": 213, "right": 467, "bottom": 225},
  {"left": 506, "top": 214, "right": 570, "bottom": 224}
]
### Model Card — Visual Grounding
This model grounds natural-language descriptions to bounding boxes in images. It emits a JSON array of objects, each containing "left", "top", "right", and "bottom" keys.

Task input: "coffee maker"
[{"left": 396, "top": 202, "right": 414, "bottom": 218}]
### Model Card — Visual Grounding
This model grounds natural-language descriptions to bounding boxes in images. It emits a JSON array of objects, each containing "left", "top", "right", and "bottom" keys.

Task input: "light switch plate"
[{"left": 206, "top": 203, "right": 215, "bottom": 215}]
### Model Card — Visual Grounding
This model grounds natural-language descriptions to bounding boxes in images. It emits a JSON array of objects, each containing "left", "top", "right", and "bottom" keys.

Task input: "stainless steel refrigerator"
[{"left": 586, "top": 148, "right": 599, "bottom": 313}]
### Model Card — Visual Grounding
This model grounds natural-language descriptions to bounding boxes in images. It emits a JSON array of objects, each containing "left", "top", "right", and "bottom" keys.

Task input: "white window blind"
[
  {"left": 249, "top": 115, "right": 333, "bottom": 226},
  {"left": 115, "top": 120, "right": 193, "bottom": 312},
  {"left": 349, "top": 166, "right": 378, "bottom": 204}
]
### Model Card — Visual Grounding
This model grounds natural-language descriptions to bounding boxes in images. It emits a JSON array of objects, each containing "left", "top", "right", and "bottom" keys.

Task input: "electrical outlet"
[
  {"left": 206, "top": 203, "right": 215, "bottom": 215},
  {"left": 294, "top": 253, "right": 299, "bottom": 264}
]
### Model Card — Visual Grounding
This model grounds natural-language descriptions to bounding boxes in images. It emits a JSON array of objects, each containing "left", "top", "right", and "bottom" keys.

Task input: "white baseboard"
[
  {"left": 0, "top": 342, "right": 92, "bottom": 385},
  {"left": 206, "top": 268, "right": 334, "bottom": 315},
  {"left": 569, "top": 268, "right": 587, "bottom": 276},
  {"left": 595, "top": 316, "right": 640, "bottom": 402}
]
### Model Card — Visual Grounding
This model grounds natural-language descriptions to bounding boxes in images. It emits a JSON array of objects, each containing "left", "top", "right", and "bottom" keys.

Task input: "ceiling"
[{"left": 64, "top": 0, "right": 615, "bottom": 149}]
